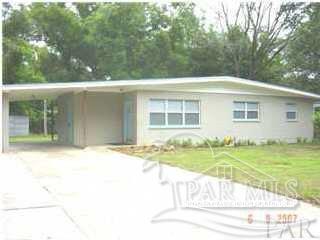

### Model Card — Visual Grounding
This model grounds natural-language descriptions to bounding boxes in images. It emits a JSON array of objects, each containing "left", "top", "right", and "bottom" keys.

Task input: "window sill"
[
  {"left": 233, "top": 119, "right": 260, "bottom": 122},
  {"left": 149, "top": 125, "right": 201, "bottom": 129},
  {"left": 286, "top": 119, "right": 298, "bottom": 122}
]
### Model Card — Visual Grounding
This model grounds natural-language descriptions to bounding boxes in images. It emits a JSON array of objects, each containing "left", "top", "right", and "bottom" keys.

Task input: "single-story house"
[{"left": 1, "top": 76, "right": 320, "bottom": 152}]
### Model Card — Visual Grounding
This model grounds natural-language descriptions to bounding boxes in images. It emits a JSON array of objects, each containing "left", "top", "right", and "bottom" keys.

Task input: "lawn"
[
  {"left": 9, "top": 134, "right": 56, "bottom": 143},
  {"left": 136, "top": 144, "right": 320, "bottom": 205}
]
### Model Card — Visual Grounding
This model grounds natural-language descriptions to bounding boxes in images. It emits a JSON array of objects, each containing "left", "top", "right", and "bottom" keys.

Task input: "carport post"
[
  {"left": 0, "top": 89, "right": 2, "bottom": 153},
  {"left": 1, "top": 93, "right": 9, "bottom": 153}
]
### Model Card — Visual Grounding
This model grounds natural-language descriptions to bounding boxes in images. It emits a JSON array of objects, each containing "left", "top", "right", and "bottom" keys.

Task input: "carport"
[{"left": 1, "top": 81, "right": 138, "bottom": 153}]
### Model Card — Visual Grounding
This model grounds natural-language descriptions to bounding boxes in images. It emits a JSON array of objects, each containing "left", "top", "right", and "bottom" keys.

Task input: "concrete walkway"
[{"left": 1, "top": 144, "right": 320, "bottom": 239}]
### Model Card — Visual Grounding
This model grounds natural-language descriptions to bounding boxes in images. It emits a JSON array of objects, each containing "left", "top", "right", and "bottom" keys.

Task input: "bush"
[
  {"left": 166, "top": 139, "right": 181, "bottom": 147},
  {"left": 297, "top": 137, "right": 308, "bottom": 144},
  {"left": 314, "top": 111, "right": 320, "bottom": 138},
  {"left": 234, "top": 139, "right": 256, "bottom": 147},
  {"left": 277, "top": 139, "right": 288, "bottom": 145},
  {"left": 223, "top": 136, "right": 233, "bottom": 146},
  {"left": 166, "top": 138, "right": 193, "bottom": 148},
  {"left": 181, "top": 138, "right": 193, "bottom": 148},
  {"left": 266, "top": 139, "right": 278, "bottom": 145},
  {"left": 312, "top": 138, "right": 320, "bottom": 144},
  {"left": 195, "top": 138, "right": 223, "bottom": 148},
  {"left": 207, "top": 137, "right": 225, "bottom": 147}
]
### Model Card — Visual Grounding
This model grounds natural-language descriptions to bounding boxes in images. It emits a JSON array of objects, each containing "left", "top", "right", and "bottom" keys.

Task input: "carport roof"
[{"left": 3, "top": 76, "right": 320, "bottom": 101}]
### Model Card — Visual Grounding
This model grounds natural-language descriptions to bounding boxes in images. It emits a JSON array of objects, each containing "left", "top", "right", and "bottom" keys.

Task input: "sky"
[{"left": 194, "top": 1, "right": 283, "bottom": 32}]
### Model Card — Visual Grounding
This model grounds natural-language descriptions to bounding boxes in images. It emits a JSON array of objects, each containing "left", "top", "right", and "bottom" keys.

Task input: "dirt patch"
[{"left": 108, "top": 145, "right": 175, "bottom": 156}]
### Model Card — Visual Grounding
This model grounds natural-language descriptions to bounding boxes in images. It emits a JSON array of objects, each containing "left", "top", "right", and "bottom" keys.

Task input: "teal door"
[
  {"left": 66, "top": 99, "right": 74, "bottom": 145},
  {"left": 123, "top": 96, "right": 134, "bottom": 144}
]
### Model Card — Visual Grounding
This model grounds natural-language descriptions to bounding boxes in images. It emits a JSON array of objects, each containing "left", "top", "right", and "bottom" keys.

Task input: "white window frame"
[
  {"left": 149, "top": 99, "right": 201, "bottom": 128},
  {"left": 233, "top": 101, "right": 260, "bottom": 122},
  {"left": 286, "top": 103, "right": 298, "bottom": 122},
  {"left": 149, "top": 99, "right": 166, "bottom": 126},
  {"left": 167, "top": 100, "right": 183, "bottom": 126}
]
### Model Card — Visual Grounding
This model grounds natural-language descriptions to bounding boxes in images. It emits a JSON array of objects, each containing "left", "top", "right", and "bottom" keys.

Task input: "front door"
[{"left": 123, "top": 96, "right": 134, "bottom": 144}]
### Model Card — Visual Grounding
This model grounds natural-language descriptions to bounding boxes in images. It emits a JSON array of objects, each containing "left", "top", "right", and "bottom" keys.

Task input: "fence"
[{"left": 9, "top": 115, "right": 29, "bottom": 137}]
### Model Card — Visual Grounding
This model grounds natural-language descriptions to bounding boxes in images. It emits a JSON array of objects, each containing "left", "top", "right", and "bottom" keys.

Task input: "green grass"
[
  {"left": 139, "top": 144, "right": 320, "bottom": 204},
  {"left": 10, "top": 134, "right": 56, "bottom": 143}
]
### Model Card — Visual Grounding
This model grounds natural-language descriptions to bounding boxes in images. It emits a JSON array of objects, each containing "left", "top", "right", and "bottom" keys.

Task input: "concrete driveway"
[{"left": 2, "top": 143, "right": 320, "bottom": 239}]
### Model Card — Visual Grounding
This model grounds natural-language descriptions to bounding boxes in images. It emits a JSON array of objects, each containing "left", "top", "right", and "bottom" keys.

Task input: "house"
[{"left": 1, "top": 76, "right": 320, "bottom": 152}]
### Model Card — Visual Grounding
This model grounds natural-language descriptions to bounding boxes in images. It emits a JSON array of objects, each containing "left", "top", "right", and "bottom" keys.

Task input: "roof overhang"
[{"left": 3, "top": 76, "right": 320, "bottom": 101}]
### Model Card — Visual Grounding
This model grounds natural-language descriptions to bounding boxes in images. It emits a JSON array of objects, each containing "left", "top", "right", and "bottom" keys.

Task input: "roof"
[{"left": 2, "top": 76, "right": 320, "bottom": 101}]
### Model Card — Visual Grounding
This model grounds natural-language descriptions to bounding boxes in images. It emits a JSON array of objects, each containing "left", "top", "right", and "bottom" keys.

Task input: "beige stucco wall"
[
  {"left": 57, "top": 92, "right": 125, "bottom": 146},
  {"left": 136, "top": 91, "right": 314, "bottom": 145},
  {"left": 85, "top": 92, "right": 123, "bottom": 145},
  {"left": 57, "top": 92, "right": 124, "bottom": 146}
]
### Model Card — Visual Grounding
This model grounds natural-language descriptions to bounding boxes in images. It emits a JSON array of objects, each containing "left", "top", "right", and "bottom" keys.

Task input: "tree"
[
  {"left": 3, "top": 4, "right": 45, "bottom": 84},
  {"left": 285, "top": 3, "right": 320, "bottom": 93},
  {"left": 29, "top": 3, "right": 90, "bottom": 82},
  {"left": 217, "top": 2, "right": 305, "bottom": 81}
]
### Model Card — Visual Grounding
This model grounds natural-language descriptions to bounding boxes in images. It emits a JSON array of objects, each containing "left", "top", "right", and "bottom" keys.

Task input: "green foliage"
[
  {"left": 234, "top": 139, "right": 256, "bottom": 147},
  {"left": 167, "top": 137, "right": 226, "bottom": 149},
  {"left": 285, "top": 3, "right": 320, "bottom": 93},
  {"left": 297, "top": 137, "right": 308, "bottom": 144},
  {"left": 166, "top": 139, "right": 182, "bottom": 147},
  {"left": 201, "top": 138, "right": 225, "bottom": 148},
  {"left": 266, "top": 139, "right": 278, "bottom": 145},
  {"left": 181, "top": 139, "right": 193, "bottom": 148},
  {"left": 314, "top": 111, "right": 320, "bottom": 138},
  {"left": 4, "top": 2, "right": 309, "bottom": 85},
  {"left": 166, "top": 138, "right": 194, "bottom": 148}
]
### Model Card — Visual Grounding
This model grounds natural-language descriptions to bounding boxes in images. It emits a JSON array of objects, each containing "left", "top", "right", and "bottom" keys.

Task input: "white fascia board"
[
  {"left": 3, "top": 76, "right": 320, "bottom": 99},
  {"left": 224, "top": 77, "right": 320, "bottom": 99}
]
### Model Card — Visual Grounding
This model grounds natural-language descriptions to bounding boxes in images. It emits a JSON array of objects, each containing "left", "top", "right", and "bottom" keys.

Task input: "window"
[
  {"left": 233, "top": 101, "right": 259, "bottom": 121},
  {"left": 168, "top": 100, "right": 183, "bottom": 125},
  {"left": 286, "top": 103, "right": 297, "bottom": 121},
  {"left": 149, "top": 99, "right": 166, "bottom": 126},
  {"left": 149, "top": 99, "right": 200, "bottom": 127},
  {"left": 185, "top": 100, "right": 200, "bottom": 125}
]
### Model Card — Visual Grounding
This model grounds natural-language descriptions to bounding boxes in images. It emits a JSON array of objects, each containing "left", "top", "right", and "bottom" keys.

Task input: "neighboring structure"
[
  {"left": 2, "top": 76, "right": 320, "bottom": 152},
  {"left": 314, "top": 102, "right": 320, "bottom": 111},
  {"left": 9, "top": 115, "right": 29, "bottom": 137}
]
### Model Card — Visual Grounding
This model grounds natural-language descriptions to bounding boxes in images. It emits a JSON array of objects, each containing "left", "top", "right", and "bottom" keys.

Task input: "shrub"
[
  {"left": 266, "top": 139, "right": 278, "bottom": 145},
  {"left": 208, "top": 137, "right": 225, "bottom": 147},
  {"left": 166, "top": 139, "right": 181, "bottom": 147},
  {"left": 248, "top": 140, "right": 257, "bottom": 146},
  {"left": 277, "top": 139, "right": 288, "bottom": 145},
  {"left": 166, "top": 138, "right": 193, "bottom": 148},
  {"left": 223, "top": 136, "right": 233, "bottom": 146},
  {"left": 314, "top": 111, "right": 320, "bottom": 138},
  {"left": 195, "top": 138, "right": 224, "bottom": 148},
  {"left": 234, "top": 139, "right": 256, "bottom": 147},
  {"left": 312, "top": 138, "right": 320, "bottom": 144},
  {"left": 297, "top": 137, "right": 308, "bottom": 144},
  {"left": 181, "top": 138, "right": 193, "bottom": 148}
]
